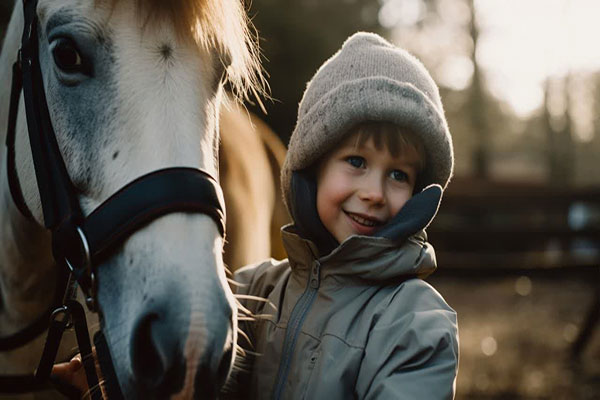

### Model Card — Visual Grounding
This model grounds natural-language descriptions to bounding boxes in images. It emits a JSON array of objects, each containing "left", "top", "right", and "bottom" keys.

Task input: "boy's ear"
[{"left": 376, "top": 184, "right": 442, "bottom": 242}]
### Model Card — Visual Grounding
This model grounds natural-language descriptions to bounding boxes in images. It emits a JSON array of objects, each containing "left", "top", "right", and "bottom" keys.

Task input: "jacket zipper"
[{"left": 271, "top": 260, "right": 321, "bottom": 400}]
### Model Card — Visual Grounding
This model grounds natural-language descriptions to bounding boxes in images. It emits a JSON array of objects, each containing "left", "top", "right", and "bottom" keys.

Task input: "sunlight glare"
[
  {"left": 437, "top": 55, "right": 474, "bottom": 91},
  {"left": 474, "top": 0, "right": 600, "bottom": 117},
  {"left": 378, "top": 0, "right": 425, "bottom": 29}
]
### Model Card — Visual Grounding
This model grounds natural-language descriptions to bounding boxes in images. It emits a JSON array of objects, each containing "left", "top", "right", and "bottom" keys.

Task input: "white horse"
[{"left": 0, "top": 0, "right": 267, "bottom": 397}]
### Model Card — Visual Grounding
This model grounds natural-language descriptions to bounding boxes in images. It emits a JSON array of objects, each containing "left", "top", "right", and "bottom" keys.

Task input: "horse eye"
[{"left": 51, "top": 39, "right": 84, "bottom": 73}]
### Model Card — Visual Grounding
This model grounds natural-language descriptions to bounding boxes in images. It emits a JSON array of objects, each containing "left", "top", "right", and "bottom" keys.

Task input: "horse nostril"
[
  {"left": 130, "top": 311, "right": 186, "bottom": 392},
  {"left": 131, "top": 312, "right": 163, "bottom": 385},
  {"left": 193, "top": 326, "right": 234, "bottom": 398}
]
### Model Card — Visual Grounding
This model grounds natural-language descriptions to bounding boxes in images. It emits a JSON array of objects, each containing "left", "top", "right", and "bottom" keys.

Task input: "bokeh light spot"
[
  {"left": 525, "top": 370, "right": 545, "bottom": 395},
  {"left": 563, "top": 323, "right": 579, "bottom": 343},
  {"left": 437, "top": 55, "right": 474, "bottom": 91},
  {"left": 481, "top": 336, "right": 497, "bottom": 356},
  {"left": 475, "top": 372, "right": 490, "bottom": 391},
  {"left": 378, "top": 0, "right": 425, "bottom": 29},
  {"left": 515, "top": 276, "right": 532, "bottom": 296}
]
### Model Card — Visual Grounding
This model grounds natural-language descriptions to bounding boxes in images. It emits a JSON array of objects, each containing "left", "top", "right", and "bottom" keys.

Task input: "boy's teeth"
[{"left": 348, "top": 213, "right": 378, "bottom": 226}]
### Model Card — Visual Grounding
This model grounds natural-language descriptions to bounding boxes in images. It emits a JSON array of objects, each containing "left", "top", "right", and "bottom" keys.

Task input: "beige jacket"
[{"left": 231, "top": 225, "right": 458, "bottom": 400}]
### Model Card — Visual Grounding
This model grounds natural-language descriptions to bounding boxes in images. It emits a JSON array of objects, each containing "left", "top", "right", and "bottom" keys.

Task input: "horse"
[
  {"left": 0, "top": 0, "right": 283, "bottom": 397},
  {"left": 219, "top": 100, "right": 288, "bottom": 271}
]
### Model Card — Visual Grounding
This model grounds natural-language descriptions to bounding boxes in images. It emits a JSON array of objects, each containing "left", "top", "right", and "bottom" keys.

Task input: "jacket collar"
[{"left": 281, "top": 224, "right": 437, "bottom": 282}]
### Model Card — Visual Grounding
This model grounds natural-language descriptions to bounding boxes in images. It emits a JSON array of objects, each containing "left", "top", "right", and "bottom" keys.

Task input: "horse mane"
[{"left": 108, "top": 0, "right": 267, "bottom": 103}]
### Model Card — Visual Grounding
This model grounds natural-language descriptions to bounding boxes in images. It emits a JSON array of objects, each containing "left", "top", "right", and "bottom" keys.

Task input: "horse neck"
[{"left": 0, "top": 5, "right": 57, "bottom": 335}]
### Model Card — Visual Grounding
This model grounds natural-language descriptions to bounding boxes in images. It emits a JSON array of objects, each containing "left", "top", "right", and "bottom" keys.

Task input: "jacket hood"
[{"left": 281, "top": 224, "right": 437, "bottom": 282}]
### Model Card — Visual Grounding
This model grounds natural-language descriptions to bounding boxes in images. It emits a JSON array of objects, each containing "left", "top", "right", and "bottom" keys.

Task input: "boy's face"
[{"left": 316, "top": 132, "right": 419, "bottom": 243}]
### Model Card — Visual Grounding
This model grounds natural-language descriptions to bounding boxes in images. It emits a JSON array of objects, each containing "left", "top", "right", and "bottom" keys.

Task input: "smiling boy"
[{"left": 231, "top": 32, "right": 459, "bottom": 399}]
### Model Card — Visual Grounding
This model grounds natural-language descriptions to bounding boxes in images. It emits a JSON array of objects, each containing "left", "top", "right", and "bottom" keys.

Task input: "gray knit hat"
[{"left": 282, "top": 32, "right": 454, "bottom": 214}]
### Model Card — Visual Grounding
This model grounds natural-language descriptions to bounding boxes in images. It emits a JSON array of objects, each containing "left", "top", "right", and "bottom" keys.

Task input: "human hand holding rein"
[{"left": 51, "top": 352, "right": 105, "bottom": 399}]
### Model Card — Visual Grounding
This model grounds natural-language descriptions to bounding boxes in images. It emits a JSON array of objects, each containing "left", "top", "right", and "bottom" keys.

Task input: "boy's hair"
[{"left": 349, "top": 121, "right": 426, "bottom": 174}]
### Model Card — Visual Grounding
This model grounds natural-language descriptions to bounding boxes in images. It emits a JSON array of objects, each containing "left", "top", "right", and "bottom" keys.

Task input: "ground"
[{"left": 429, "top": 271, "right": 600, "bottom": 400}]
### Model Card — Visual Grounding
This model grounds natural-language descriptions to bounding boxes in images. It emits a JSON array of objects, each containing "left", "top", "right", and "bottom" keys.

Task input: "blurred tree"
[
  {"left": 466, "top": 0, "right": 489, "bottom": 179},
  {"left": 389, "top": 0, "right": 493, "bottom": 179},
  {"left": 543, "top": 79, "right": 559, "bottom": 183},
  {"left": 246, "top": 0, "right": 386, "bottom": 144},
  {"left": 543, "top": 75, "right": 575, "bottom": 186},
  {"left": 595, "top": 73, "right": 600, "bottom": 141},
  {"left": 560, "top": 73, "right": 575, "bottom": 185}
]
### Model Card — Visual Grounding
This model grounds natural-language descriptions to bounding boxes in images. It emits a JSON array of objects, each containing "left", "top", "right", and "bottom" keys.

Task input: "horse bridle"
[{"left": 0, "top": 0, "right": 227, "bottom": 397}]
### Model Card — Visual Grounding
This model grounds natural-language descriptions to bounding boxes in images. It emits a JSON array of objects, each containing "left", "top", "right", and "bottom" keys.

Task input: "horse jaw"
[{"left": 0, "top": 0, "right": 236, "bottom": 395}]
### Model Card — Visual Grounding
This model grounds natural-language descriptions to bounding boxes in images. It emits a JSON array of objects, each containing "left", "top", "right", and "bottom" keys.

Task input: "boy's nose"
[{"left": 358, "top": 177, "right": 385, "bottom": 204}]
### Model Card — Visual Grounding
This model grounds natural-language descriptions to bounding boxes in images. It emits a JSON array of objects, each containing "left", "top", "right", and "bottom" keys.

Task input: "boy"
[{"left": 231, "top": 32, "right": 458, "bottom": 399}]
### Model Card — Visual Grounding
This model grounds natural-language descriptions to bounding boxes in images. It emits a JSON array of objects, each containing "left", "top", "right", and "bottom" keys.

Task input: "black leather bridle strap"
[
  {"left": 20, "top": 0, "right": 84, "bottom": 231},
  {"left": 94, "top": 331, "right": 125, "bottom": 400},
  {"left": 68, "top": 300, "right": 102, "bottom": 400},
  {"left": 5, "top": 56, "right": 35, "bottom": 221},
  {"left": 0, "top": 296, "right": 72, "bottom": 394},
  {"left": 83, "top": 167, "right": 226, "bottom": 265}
]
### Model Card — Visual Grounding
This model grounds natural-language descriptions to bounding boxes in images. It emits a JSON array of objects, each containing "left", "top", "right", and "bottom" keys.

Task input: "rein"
[{"left": 0, "top": 0, "right": 226, "bottom": 397}]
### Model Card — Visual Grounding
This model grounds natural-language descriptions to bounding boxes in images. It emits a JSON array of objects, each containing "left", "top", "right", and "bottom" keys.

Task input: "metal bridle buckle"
[
  {"left": 50, "top": 305, "right": 72, "bottom": 330},
  {"left": 64, "top": 226, "right": 97, "bottom": 311}
]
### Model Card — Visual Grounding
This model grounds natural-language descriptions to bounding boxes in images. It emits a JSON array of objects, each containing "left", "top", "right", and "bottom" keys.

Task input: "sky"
[
  {"left": 475, "top": 0, "right": 600, "bottom": 118},
  {"left": 380, "top": 0, "right": 600, "bottom": 120}
]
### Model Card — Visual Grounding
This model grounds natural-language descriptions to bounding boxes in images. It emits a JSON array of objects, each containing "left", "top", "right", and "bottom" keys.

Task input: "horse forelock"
[{"left": 104, "top": 0, "right": 266, "bottom": 103}]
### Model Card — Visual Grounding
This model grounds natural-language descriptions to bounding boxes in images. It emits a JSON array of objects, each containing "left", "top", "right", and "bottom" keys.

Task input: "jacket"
[{"left": 231, "top": 225, "right": 459, "bottom": 400}]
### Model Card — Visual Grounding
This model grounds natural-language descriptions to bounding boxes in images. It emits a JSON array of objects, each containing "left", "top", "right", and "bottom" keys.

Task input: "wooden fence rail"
[{"left": 429, "top": 178, "right": 600, "bottom": 271}]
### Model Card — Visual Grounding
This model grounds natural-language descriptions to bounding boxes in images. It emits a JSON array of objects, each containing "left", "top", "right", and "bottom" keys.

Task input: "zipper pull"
[{"left": 309, "top": 261, "right": 320, "bottom": 289}]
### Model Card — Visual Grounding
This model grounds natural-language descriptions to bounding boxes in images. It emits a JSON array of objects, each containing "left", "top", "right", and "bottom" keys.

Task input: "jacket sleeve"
[{"left": 355, "top": 280, "right": 459, "bottom": 400}]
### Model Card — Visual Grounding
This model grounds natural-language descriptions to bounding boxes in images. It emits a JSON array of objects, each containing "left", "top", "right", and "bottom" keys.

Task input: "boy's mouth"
[{"left": 343, "top": 211, "right": 384, "bottom": 228}]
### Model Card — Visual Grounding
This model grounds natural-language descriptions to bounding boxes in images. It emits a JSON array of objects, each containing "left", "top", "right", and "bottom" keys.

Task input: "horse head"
[{"left": 0, "top": 0, "right": 263, "bottom": 397}]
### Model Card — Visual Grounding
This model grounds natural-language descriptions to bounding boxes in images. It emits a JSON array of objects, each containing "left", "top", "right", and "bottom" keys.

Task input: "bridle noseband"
[{"left": 0, "top": 0, "right": 226, "bottom": 397}]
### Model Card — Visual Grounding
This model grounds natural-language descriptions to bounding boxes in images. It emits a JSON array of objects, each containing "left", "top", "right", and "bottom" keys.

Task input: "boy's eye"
[
  {"left": 346, "top": 156, "right": 365, "bottom": 168},
  {"left": 390, "top": 169, "right": 408, "bottom": 182}
]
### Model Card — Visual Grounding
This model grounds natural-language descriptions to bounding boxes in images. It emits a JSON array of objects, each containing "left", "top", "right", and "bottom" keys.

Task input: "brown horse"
[{"left": 220, "top": 100, "right": 289, "bottom": 271}]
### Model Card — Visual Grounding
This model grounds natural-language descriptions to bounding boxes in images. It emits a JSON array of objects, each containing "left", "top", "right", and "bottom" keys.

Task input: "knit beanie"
[{"left": 282, "top": 32, "right": 454, "bottom": 217}]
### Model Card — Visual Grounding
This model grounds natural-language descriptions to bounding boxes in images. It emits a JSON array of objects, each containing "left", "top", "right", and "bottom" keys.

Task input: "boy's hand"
[{"left": 51, "top": 354, "right": 89, "bottom": 396}]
